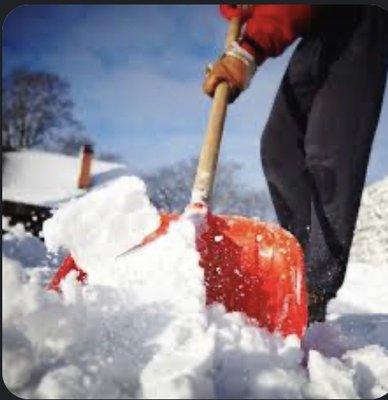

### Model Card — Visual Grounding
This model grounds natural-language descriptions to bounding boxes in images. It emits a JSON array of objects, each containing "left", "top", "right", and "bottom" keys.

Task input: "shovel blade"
[
  {"left": 49, "top": 212, "right": 307, "bottom": 338},
  {"left": 197, "top": 213, "right": 308, "bottom": 338}
]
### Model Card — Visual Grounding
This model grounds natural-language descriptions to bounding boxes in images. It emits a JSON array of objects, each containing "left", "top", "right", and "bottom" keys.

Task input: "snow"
[
  {"left": 350, "top": 176, "right": 388, "bottom": 264},
  {"left": 2, "top": 176, "right": 388, "bottom": 399},
  {"left": 2, "top": 217, "right": 66, "bottom": 269},
  {"left": 2, "top": 149, "right": 130, "bottom": 207}
]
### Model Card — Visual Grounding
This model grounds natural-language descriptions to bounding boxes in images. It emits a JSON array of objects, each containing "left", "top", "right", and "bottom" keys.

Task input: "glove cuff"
[
  {"left": 224, "top": 41, "right": 257, "bottom": 89},
  {"left": 225, "top": 40, "right": 255, "bottom": 65}
]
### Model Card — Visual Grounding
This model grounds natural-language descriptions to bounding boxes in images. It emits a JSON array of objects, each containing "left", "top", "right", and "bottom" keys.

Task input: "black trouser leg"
[
  {"left": 304, "top": 7, "right": 388, "bottom": 300},
  {"left": 261, "top": 6, "right": 388, "bottom": 304},
  {"left": 260, "top": 79, "right": 311, "bottom": 250}
]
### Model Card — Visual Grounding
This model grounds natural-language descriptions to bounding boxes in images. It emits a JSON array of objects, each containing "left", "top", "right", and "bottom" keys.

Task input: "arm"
[
  {"left": 222, "top": 4, "right": 317, "bottom": 63},
  {"left": 203, "top": 5, "right": 318, "bottom": 102}
]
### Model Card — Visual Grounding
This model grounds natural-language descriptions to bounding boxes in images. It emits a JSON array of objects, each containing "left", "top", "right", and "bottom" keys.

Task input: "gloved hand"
[{"left": 202, "top": 41, "right": 257, "bottom": 103}]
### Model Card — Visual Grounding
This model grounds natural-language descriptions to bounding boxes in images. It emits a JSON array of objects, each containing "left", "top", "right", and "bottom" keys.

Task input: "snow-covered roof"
[{"left": 2, "top": 149, "right": 131, "bottom": 207}]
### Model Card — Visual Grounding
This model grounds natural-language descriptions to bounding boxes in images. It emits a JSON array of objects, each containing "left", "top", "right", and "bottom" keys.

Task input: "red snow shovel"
[{"left": 49, "top": 18, "right": 308, "bottom": 338}]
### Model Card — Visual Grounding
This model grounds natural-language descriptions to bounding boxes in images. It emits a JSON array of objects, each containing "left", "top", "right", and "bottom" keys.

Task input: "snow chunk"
[
  {"left": 43, "top": 176, "right": 160, "bottom": 278},
  {"left": 306, "top": 350, "right": 358, "bottom": 399}
]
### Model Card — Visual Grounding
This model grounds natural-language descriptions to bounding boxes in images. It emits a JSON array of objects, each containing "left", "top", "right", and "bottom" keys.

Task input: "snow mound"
[
  {"left": 350, "top": 176, "right": 388, "bottom": 264},
  {"left": 2, "top": 217, "right": 66, "bottom": 271},
  {"left": 3, "top": 176, "right": 388, "bottom": 398}
]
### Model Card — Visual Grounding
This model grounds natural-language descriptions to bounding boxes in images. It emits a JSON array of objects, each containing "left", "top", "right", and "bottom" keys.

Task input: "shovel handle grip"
[{"left": 191, "top": 17, "right": 241, "bottom": 205}]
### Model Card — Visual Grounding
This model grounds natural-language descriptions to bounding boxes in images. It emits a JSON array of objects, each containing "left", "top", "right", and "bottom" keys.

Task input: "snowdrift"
[
  {"left": 350, "top": 176, "right": 388, "bottom": 264},
  {"left": 2, "top": 176, "right": 388, "bottom": 399}
]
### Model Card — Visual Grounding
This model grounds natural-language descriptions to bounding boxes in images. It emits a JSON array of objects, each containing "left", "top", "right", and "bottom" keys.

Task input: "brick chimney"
[{"left": 77, "top": 144, "right": 93, "bottom": 189}]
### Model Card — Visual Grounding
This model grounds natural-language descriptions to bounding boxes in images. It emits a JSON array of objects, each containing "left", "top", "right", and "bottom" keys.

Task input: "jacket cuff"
[{"left": 239, "top": 35, "right": 267, "bottom": 66}]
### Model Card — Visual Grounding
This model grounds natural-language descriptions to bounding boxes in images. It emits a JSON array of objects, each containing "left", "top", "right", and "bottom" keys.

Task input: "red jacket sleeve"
[{"left": 220, "top": 5, "right": 317, "bottom": 63}]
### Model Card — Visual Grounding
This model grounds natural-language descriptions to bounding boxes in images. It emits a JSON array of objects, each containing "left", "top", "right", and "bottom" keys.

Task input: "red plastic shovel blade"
[
  {"left": 49, "top": 212, "right": 308, "bottom": 338},
  {"left": 197, "top": 213, "right": 308, "bottom": 338}
]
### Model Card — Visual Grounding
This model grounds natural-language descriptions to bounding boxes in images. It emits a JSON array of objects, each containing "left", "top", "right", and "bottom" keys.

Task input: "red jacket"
[{"left": 220, "top": 4, "right": 317, "bottom": 63}]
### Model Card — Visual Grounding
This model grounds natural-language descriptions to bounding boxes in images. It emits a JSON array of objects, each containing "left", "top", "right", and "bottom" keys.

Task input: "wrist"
[
  {"left": 225, "top": 40, "right": 255, "bottom": 65},
  {"left": 224, "top": 41, "right": 257, "bottom": 88},
  {"left": 239, "top": 35, "right": 266, "bottom": 66}
]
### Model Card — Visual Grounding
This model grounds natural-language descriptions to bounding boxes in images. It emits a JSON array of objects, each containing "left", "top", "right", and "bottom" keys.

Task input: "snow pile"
[
  {"left": 43, "top": 177, "right": 160, "bottom": 281},
  {"left": 3, "top": 176, "right": 388, "bottom": 398},
  {"left": 350, "top": 176, "right": 388, "bottom": 264},
  {"left": 2, "top": 217, "right": 66, "bottom": 271}
]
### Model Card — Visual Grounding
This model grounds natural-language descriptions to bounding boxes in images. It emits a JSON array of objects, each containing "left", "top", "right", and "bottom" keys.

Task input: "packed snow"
[{"left": 2, "top": 176, "right": 388, "bottom": 399}]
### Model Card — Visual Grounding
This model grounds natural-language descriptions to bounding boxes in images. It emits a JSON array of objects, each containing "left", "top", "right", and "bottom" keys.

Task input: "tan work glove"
[{"left": 203, "top": 41, "right": 257, "bottom": 103}]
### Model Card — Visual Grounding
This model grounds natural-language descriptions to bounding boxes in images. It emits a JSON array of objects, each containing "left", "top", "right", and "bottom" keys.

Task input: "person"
[{"left": 203, "top": 4, "right": 388, "bottom": 323}]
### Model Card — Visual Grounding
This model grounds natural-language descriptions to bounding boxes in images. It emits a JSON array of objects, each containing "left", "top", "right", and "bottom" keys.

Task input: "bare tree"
[
  {"left": 143, "top": 158, "right": 274, "bottom": 220},
  {"left": 97, "top": 151, "right": 123, "bottom": 163},
  {"left": 2, "top": 68, "right": 81, "bottom": 150},
  {"left": 53, "top": 133, "right": 94, "bottom": 156},
  {"left": 40, "top": 129, "right": 124, "bottom": 165}
]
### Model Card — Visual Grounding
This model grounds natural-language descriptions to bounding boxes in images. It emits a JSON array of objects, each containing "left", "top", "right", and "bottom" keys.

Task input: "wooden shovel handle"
[{"left": 191, "top": 17, "right": 241, "bottom": 205}]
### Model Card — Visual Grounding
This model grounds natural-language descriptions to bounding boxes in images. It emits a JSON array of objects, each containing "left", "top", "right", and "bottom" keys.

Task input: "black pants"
[{"left": 261, "top": 6, "right": 388, "bottom": 302}]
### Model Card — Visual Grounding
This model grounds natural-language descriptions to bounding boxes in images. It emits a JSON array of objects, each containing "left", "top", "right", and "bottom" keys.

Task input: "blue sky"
[{"left": 3, "top": 5, "right": 388, "bottom": 189}]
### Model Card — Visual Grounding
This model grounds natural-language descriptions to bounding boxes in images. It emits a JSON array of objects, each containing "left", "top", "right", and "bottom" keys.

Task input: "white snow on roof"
[
  {"left": 350, "top": 176, "right": 388, "bottom": 264},
  {"left": 2, "top": 150, "right": 130, "bottom": 207}
]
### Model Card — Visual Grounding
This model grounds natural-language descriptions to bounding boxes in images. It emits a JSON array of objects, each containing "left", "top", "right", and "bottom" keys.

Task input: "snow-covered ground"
[
  {"left": 350, "top": 176, "right": 388, "bottom": 264},
  {"left": 2, "top": 176, "right": 388, "bottom": 399}
]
